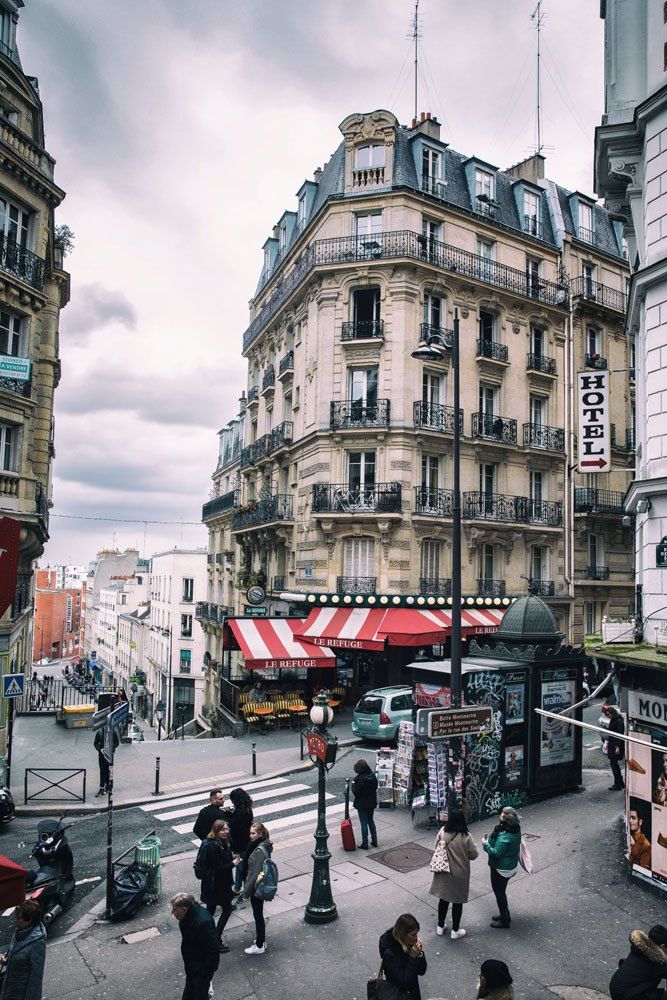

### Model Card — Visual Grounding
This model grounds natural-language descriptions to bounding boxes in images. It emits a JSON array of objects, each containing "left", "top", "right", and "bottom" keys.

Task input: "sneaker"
[
  {"left": 208, "top": 986, "right": 214, "bottom": 999},
  {"left": 436, "top": 925, "right": 446, "bottom": 936},
  {"left": 451, "top": 928, "right": 466, "bottom": 940},
  {"left": 244, "top": 942, "right": 266, "bottom": 955},
  {"left": 95, "top": 789, "right": 105, "bottom": 797}
]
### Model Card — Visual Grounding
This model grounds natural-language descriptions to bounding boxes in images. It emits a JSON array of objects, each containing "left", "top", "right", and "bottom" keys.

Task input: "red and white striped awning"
[
  {"left": 294, "top": 606, "right": 504, "bottom": 651},
  {"left": 224, "top": 618, "right": 336, "bottom": 670}
]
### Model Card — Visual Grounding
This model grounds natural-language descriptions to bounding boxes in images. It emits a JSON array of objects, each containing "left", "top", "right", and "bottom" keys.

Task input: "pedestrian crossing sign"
[{"left": 2, "top": 673, "right": 24, "bottom": 698}]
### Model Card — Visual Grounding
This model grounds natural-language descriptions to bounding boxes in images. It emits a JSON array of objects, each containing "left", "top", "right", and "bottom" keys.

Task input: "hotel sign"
[{"left": 577, "top": 370, "right": 610, "bottom": 473}]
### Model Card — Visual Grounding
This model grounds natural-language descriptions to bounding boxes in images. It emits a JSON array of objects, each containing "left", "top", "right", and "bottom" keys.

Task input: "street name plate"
[
  {"left": 417, "top": 706, "right": 493, "bottom": 739},
  {"left": 108, "top": 702, "right": 129, "bottom": 730}
]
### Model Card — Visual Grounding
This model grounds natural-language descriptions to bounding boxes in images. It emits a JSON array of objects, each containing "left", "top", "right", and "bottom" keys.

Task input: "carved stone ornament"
[{"left": 339, "top": 109, "right": 399, "bottom": 144}]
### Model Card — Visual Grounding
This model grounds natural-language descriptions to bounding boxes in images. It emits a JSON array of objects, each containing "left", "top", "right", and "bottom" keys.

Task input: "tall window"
[
  {"left": 479, "top": 464, "right": 496, "bottom": 514},
  {"left": 479, "top": 309, "right": 495, "bottom": 347},
  {"left": 421, "top": 539, "right": 441, "bottom": 583},
  {"left": 530, "top": 546, "right": 548, "bottom": 582},
  {"left": 585, "top": 601, "right": 598, "bottom": 635},
  {"left": 355, "top": 212, "right": 383, "bottom": 237},
  {"left": 422, "top": 371, "right": 441, "bottom": 407},
  {"left": 348, "top": 366, "right": 378, "bottom": 409},
  {"left": 352, "top": 288, "right": 381, "bottom": 332},
  {"left": 279, "top": 223, "right": 287, "bottom": 256},
  {"left": 0, "top": 311, "right": 22, "bottom": 356},
  {"left": 421, "top": 148, "right": 442, "bottom": 190},
  {"left": 530, "top": 325, "right": 544, "bottom": 358},
  {"left": 479, "top": 383, "right": 497, "bottom": 419},
  {"left": 355, "top": 145, "right": 385, "bottom": 169},
  {"left": 524, "top": 190, "right": 540, "bottom": 233},
  {"left": 0, "top": 423, "right": 16, "bottom": 471},
  {"left": 582, "top": 262, "right": 597, "bottom": 296},
  {"left": 347, "top": 451, "right": 376, "bottom": 490},
  {"left": 579, "top": 201, "right": 593, "bottom": 239},
  {"left": 477, "top": 239, "right": 495, "bottom": 281},
  {"left": 529, "top": 394, "right": 545, "bottom": 428},
  {"left": 182, "top": 578, "right": 194, "bottom": 603},
  {"left": 475, "top": 169, "right": 494, "bottom": 200},
  {"left": 283, "top": 392, "right": 293, "bottom": 421},
  {"left": 530, "top": 469, "right": 544, "bottom": 503},
  {"left": 586, "top": 326, "right": 601, "bottom": 357},
  {"left": 421, "top": 455, "right": 440, "bottom": 492},
  {"left": 297, "top": 193, "right": 307, "bottom": 229},
  {"left": 0, "top": 197, "right": 30, "bottom": 248},
  {"left": 480, "top": 543, "right": 495, "bottom": 581},
  {"left": 526, "top": 257, "right": 541, "bottom": 296},
  {"left": 423, "top": 293, "right": 442, "bottom": 329},
  {"left": 588, "top": 533, "right": 603, "bottom": 570},
  {"left": 421, "top": 217, "right": 441, "bottom": 260},
  {"left": 343, "top": 537, "right": 375, "bottom": 579}
]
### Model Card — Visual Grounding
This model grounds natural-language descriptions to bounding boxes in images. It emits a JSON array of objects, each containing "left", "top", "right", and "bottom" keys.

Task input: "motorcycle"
[
  {"left": 24, "top": 818, "right": 75, "bottom": 926},
  {"left": 0, "top": 785, "right": 15, "bottom": 825}
]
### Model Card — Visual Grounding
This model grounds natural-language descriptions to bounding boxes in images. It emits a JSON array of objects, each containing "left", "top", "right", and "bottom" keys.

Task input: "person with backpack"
[
  {"left": 241, "top": 822, "right": 275, "bottom": 956},
  {"left": 351, "top": 759, "right": 378, "bottom": 849},
  {"left": 429, "top": 805, "right": 479, "bottom": 940},
  {"left": 194, "top": 820, "right": 234, "bottom": 954},
  {"left": 227, "top": 788, "right": 254, "bottom": 896},
  {"left": 482, "top": 806, "right": 522, "bottom": 930}
]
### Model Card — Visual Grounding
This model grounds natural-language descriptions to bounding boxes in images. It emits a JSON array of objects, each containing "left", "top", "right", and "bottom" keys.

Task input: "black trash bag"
[{"left": 107, "top": 862, "right": 148, "bottom": 922}]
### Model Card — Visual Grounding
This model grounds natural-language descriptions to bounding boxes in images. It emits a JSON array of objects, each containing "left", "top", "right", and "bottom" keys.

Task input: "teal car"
[{"left": 352, "top": 686, "right": 414, "bottom": 742}]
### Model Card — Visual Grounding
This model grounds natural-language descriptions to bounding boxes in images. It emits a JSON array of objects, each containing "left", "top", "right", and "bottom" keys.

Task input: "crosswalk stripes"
[{"left": 139, "top": 776, "right": 344, "bottom": 846}]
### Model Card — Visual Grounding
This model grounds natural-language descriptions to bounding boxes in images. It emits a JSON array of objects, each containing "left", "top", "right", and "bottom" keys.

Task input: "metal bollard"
[
  {"left": 152, "top": 756, "right": 163, "bottom": 796},
  {"left": 252, "top": 741, "right": 257, "bottom": 776},
  {"left": 300, "top": 729, "right": 304, "bottom": 761}
]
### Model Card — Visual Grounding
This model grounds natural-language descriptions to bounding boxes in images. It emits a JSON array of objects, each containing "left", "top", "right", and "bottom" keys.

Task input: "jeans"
[
  {"left": 206, "top": 900, "right": 232, "bottom": 938},
  {"left": 233, "top": 863, "right": 244, "bottom": 892},
  {"left": 357, "top": 808, "right": 377, "bottom": 846},
  {"left": 437, "top": 899, "right": 462, "bottom": 931},
  {"left": 182, "top": 975, "right": 212, "bottom": 1000},
  {"left": 610, "top": 755, "right": 625, "bottom": 788},
  {"left": 98, "top": 754, "right": 110, "bottom": 792},
  {"left": 490, "top": 868, "right": 511, "bottom": 924},
  {"left": 250, "top": 894, "right": 265, "bottom": 947}
]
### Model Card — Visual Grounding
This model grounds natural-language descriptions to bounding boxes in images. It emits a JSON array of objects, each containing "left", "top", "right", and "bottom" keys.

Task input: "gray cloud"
[
  {"left": 54, "top": 456, "right": 201, "bottom": 496},
  {"left": 62, "top": 283, "right": 138, "bottom": 341}
]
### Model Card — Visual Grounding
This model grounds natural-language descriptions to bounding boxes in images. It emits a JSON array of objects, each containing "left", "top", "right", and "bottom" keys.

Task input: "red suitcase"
[{"left": 341, "top": 778, "right": 356, "bottom": 851}]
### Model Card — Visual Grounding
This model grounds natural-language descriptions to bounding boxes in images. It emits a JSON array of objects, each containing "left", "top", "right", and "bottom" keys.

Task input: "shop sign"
[
  {"left": 244, "top": 606, "right": 268, "bottom": 617},
  {"left": 245, "top": 585, "right": 266, "bottom": 606},
  {"left": 417, "top": 706, "right": 493, "bottom": 739},
  {"left": 0, "top": 355, "right": 30, "bottom": 380},
  {"left": 657, "top": 537, "right": 667, "bottom": 568},
  {"left": 629, "top": 690, "right": 667, "bottom": 726},
  {"left": 577, "top": 370, "right": 610, "bottom": 473},
  {"left": 306, "top": 730, "right": 337, "bottom": 766}
]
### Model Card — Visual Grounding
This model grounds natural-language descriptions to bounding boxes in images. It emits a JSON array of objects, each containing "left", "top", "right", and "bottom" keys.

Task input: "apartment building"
[
  {"left": 96, "top": 574, "right": 149, "bottom": 686},
  {"left": 200, "top": 108, "right": 634, "bottom": 692},
  {"left": 117, "top": 603, "right": 150, "bottom": 712},
  {"left": 33, "top": 567, "right": 83, "bottom": 661},
  {"left": 0, "top": 1, "right": 69, "bottom": 761},
  {"left": 82, "top": 549, "right": 143, "bottom": 663}
]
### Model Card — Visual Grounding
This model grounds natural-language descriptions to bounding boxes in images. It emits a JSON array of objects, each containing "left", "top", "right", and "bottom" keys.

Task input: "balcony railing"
[
  {"left": 477, "top": 339, "right": 509, "bottom": 362},
  {"left": 341, "top": 320, "right": 384, "bottom": 341},
  {"left": 0, "top": 234, "right": 44, "bottom": 291},
  {"left": 413, "top": 401, "right": 463, "bottom": 435},
  {"left": 243, "top": 229, "right": 569, "bottom": 351},
  {"left": 337, "top": 575, "right": 377, "bottom": 594},
  {"left": 419, "top": 577, "right": 453, "bottom": 596},
  {"left": 475, "top": 198, "right": 497, "bottom": 218},
  {"left": 528, "top": 580, "right": 556, "bottom": 596},
  {"left": 463, "top": 492, "right": 562, "bottom": 526},
  {"left": 577, "top": 225, "right": 595, "bottom": 244},
  {"left": 527, "top": 353, "right": 556, "bottom": 375},
  {"left": 240, "top": 444, "right": 255, "bottom": 469},
  {"left": 420, "top": 322, "right": 453, "bottom": 349},
  {"left": 262, "top": 368, "right": 275, "bottom": 392},
  {"left": 231, "top": 494, "right": 294, "bottom": 532},
  {"left": 574, "top": 488, "right": 625, "bottom": 515},
  {"left": 471, "top": 412, "right": 517, "bottom": 445},
  {"left": 253, "top": 435, "right": 269, "bottom": 461},
  {"left": 330, "top": 398, "right": 390, "bottom": 430},
  {"left": 351, "top": 166, "right": 385, "bottom": 188},
  {"left": 585, "top": 353, "right": 607, "bottom": 369},
  {"left": 278, "top": 350, "right": 294, "bottom": 375},
  {"left": 247, "top": 385, "right": 259, "bottom": 404},
  {"left": 522, "top": 215, "right": 542, "bottom": 238},
  {"left": 414, "top": 486, "right": 454, "bottom": 517},
  {"left": 421, "top": 174, "right": 446, "bottom": 197},
  {"left": 522, "top": 423, "right": 565, "bottom": 452},
  {"left": 312, "top": 482, "right": 402, "bottom": 515},
  {"left": 269, "top": 421, "right": 293, "bottom": 453},
  {"left": 0, "top": 40, "right": 21, "bottom": 66},
  {"left": 571, "top": 276, "right": 627, "bottom": 314},
  {"left": 196, "top": 602, "right": 227, "bottom": 624},
  {"left": 586, "top": 565, "right": 610, "bottom": 580},
  {"left": 240, "top": 424, "right": 294, "bottom": 469},
  {"left": 202, "top": 489, "right": 240, "bottom": 520},
  {"left": 477, "top": 579, "right": 506, "bottom": 598}
]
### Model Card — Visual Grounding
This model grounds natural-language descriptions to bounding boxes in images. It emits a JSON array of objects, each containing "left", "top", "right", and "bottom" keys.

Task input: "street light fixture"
[{"left": 304, "top": 691, "right": 338, "bottom": 925}]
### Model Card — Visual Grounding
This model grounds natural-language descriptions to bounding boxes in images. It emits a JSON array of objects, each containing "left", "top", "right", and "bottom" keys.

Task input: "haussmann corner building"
[
  {"left": 199, "top": 108, "right": 634, "bottom": 709},
  {"left": 0, "top": 0, "right": 69, "bottom": 768}
]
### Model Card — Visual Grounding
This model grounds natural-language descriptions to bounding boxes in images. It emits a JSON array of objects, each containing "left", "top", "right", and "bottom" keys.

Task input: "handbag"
[
  {"left": 602, "top": 738, "right": 609, "bottom": 757},
  {"left": 519, "top": 836, "right": 534, "bottom": 874},
  {"left": 367, "top": 965, "right": 404, "bottom": 1000},
  {"left": 429, "top": 836, "right": 450, "bottom": 874}
]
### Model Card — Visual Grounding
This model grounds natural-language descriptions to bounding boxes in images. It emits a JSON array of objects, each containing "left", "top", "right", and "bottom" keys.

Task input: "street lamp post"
[{"left": 304, "top": 692, "right": 338, "bottom": 925}]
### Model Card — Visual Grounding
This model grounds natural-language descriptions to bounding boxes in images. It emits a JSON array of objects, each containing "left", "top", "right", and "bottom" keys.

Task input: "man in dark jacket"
[
  {"left": 610, "top": 926, "right": 667, "bottom": 1000},
  {"left": 352, "top": 758, "right": 378, "bottom": 849},
  {"left": 171, "top": 892, "right": 220, "bottom": 1000},
  {"left": 603, "top": 703, "right": 625, "bottom": 790},
  {"left": 193, "top": 789, "right": 229, "bottom": 841},
  {"left": 93, "top": 728, "right": 120, "bottom": 797}
]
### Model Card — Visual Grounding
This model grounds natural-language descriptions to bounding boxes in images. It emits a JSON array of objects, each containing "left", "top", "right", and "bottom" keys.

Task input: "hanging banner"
[
  {"left": 0, "top": 517, "right": 20, "bottom": 618},
  {"left": 577, "top": 370, "right": 610, "bottom": 473}
]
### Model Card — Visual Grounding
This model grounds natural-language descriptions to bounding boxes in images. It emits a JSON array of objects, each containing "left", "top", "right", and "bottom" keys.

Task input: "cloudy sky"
[{"left": 21, "top": 0, "right": 605, "bottom": 566}]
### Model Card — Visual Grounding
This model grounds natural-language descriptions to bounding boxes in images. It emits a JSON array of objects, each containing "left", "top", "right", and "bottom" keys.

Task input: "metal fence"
[{"left": 24, "top": 767, "right": 87, "bottom": 804}]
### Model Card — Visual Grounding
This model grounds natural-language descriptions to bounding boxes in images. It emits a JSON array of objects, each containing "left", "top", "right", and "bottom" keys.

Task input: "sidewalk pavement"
[
  {"left": 41, "top": 768, "right": 663, "bottom": 1000},
  {"left": 13, "top": 714, "right": 355, "bottom": 812}
]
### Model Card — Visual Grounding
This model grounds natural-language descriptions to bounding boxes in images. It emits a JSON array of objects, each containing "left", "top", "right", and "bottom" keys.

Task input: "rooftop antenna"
[
  {"left": 412, "top": 0, "right": 421, "bottom": 121},
  {"left": 531, "top": 0, "right": 545, "bottom": 154}
]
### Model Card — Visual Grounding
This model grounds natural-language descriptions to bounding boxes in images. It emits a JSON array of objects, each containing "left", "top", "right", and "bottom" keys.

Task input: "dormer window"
[
  {"left": 279, "top": 224, "right": 287, "bottom": 256},
  {"left": 475, "top": 169, "right": 494, "bottom": 201},
  {"left": 297, "top": 194, "right": 307, "bottom": 231},
  {"left": 0, "top": 9, "right": 11, "bottom": 56},
  {"left": 262, "top": 248, "right": 271, "bottom": 276},
  {"left": 355, "top": 144, "right": 385, "bottom": 169},
  {"left": 578, "top": 202, "right": 593, "bottom": 243},
  {"left": 421, "top": 148, "right": 443, "bottom": 195},
  {"left": 523, "top": 191, "right": 541, "bottom": 236}
]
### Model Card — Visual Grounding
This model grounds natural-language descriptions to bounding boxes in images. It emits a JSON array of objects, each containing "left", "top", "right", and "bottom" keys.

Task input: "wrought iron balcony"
[
  {"left": 477, "top": 339, "right": 509, "bottom": 362},
  {"left": 463, "top": 492, "right": 562, "bottom": 526},
  {"left": 231, "top": 493, "right": 294, "bottom": 532},
  {"left": 253, "top": 435, "right": 269, "bottom": 461},
  {"left": 477, "top": 579, "right": 506, "bottom": 598},
  {"left": 243, "top": 229, "right": 569, "bottom": 352},
  {"left": 475, "top": 198, "right": 497, "bottom": 218},
  {"left": 196, "top": 602, "right": 226, "bottom": 624},
  {"left": 523, "top": 423, "right": 565, "bottom": 452},
  {"left": 261, "top": 368, "right": 275, "bottom": 392},
  {"left": 527, "top": 353, "right": 556, "bottom": 375},
  {"left": 247, "top": 385, "right": 259, "bottom": 405},
  {"left": 0, "top": 369, "right": 31, "bottom": 398},
  {"left": 312, "top": 482, "right": 402, "bottom": 515},
  {"left": 586, "top": 565, "right": 610, "bottom": 580},
  {"left": 571, "top": 276, "right": 627, "bottom": 314},
  {"left": 271, "top": 576, "right": 285, "bottom": 593},
  {"left": 202, "top": 489, "right": 240, "bottom": 520},
  {"left": 240, "top": 444, "right": 255, "bottom": 469},
  {"left": 341, "top": 320, "right": 384, "bottom": 341},
  {"left": 196, "top": 601, "right": 209, "bottom": 620},
  {"left": 278, "top": 350, "right": 294, "bottom": 376},
  {"left": 528, "top": 580, "right": 556, "bottom": 596},
  {"left": 0, "top": 234, "right": 44, "bottom": 291},
  {"left": 577, "top": 225, "right": 595, "bottom": 244},
  {"left": 420, "top": 577, "right": 453, "bottom": 596},
  {"left": 0, "top": 40, "right": 21, "bottom": 66},
  {"left": 268, "top": 421, "right": 293, "bottom": 453},
  {"left": 413, "top": 401, "right": 463, "bottom": 435},
  {"left": 337, "top": 576, "right": 376, "bottom": 595},
  {"left": 414, "top": 486, "right": 454, "bottom": 517},
  {"left": 421, "top": 174, "right": 446, "bottom": 197},
  {"left": 420, "top": 322, "right": 453, "bottom": 349},
  {"left": 522, "top": 215, "right": 542, "bottom": 238},
  {"left": 330, "top": 398, "right": 390, "bottom": 430},
  {"left": 471, "top": 412, "right": 517, "bottom": 444},
  {"left": 585, "top": 353, "right": 607, "bottom": 369},
  {"left": 574, "top": 488, "right": 625, "bottom": 515}
]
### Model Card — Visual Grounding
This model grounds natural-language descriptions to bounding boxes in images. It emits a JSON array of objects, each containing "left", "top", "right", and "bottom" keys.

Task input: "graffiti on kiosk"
[{"left": 464, "top": 672, "right": 504, "bottom": 819}]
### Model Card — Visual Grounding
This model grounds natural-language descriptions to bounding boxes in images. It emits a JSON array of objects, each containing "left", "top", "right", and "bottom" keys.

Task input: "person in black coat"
[
  {"left": 93, "top": 728, "right": 119, "bottom": 797},
  {"left": 603, "top": 704, "right": 626, "bottom": 790},
  {"left": 610, "top": 926, "right": 667, "bottom": 1000},
  {"left": 193, "top": 789, "right": 229, "bottom": 841},
  {"left": 227, "top": 788, "right": 253, "bottom": 894},
  {"left": 378, "top": 914, "right": 427, "bottom": 1000},
  {"left": 196, "top": 820, "right": 234, "bottom": 953},
  {"left": 352, "top": 758, "right": 378, "bottom": 849},
  {"left": 171, "top": 892, "right": 220, "bottom": 1000}
]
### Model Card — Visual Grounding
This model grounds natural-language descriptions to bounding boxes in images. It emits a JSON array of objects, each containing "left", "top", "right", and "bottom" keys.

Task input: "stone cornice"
[{"left": 625, "top": 255, "right": 667, "bottom": 335}]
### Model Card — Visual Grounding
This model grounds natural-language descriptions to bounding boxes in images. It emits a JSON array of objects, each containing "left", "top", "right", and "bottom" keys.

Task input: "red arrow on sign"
[{"left": 580, "top": 458, "right": 608, "bottom": 468}]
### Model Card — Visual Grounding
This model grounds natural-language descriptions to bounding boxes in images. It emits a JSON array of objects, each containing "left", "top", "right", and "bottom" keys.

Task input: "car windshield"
[{"left": 356, "top": 695, "right": 384, "bottom": 715}]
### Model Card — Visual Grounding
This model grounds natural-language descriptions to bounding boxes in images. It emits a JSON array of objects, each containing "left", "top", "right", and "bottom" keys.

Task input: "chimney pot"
[
  {"left": 411, "top": 118, "right": 418, "bottom": 128},
  {"left": 426, "top": 112, "right": 431, "bottom": 120},
  {"left": 420, "top": 112, "right": 426, "bottom": 122}
]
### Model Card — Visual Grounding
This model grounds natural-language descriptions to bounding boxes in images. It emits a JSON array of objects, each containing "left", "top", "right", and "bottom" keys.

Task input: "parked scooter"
[
  {"left": 24, "top": 818, "right": 75, "bottom": 925},
  {"left": 0, "top": 785, "right": 15, "bottom": 825}
]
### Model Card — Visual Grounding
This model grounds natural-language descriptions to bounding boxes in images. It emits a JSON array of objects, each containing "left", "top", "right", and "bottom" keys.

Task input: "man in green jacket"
[{"left": 482, "top": 806, "right": 522, "bottom": 929}]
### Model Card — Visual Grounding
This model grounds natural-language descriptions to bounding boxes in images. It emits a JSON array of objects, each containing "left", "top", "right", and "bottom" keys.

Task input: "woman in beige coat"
[{"left": 429, "top": 806, "right": 479, "bottom": 940}]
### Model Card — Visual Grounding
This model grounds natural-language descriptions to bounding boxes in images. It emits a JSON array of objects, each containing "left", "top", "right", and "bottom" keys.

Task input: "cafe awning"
[
  {"left": 294, "top": 606, "right": 504, "bottom": 651},
  {"left": 224, "top": 617, "right": 336, "bottom": 670}
]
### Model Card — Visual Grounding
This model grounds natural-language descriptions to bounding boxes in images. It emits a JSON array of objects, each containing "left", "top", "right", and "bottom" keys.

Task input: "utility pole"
[
  {"left": 412, "top": 0, "right": 420, "bottom": 121},
  {"left": 450, "top": 310, "right": 463, "bottom": 810},
  {"left": 531, "top": 1, "right": 544, "bottom": 154}
]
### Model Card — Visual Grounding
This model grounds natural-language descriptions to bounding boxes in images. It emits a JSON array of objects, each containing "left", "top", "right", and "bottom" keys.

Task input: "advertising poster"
[
  {"left": 627, "top": 705, "right": 667, "bottom": 889},
  {"left": 415, "top": 682, "right": 451, "bottom": 709},
  {"left": 504, "top": 745, "right": 524, "bottom": 786},
  {"left": 505, "top": 684, "right": 525, "bottom": 725},
  {"left": 540, "top": 679, "right": 575, "bottom": 766}
]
